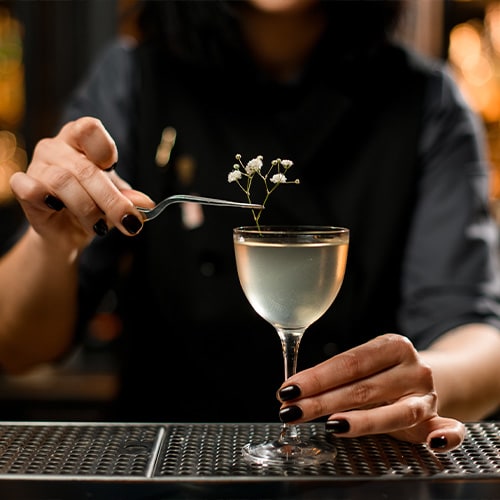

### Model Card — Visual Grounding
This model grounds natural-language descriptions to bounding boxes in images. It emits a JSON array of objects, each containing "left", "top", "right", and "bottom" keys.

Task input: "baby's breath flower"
[
  {"left": 270, "top": 173, "right": 287, "bottom": 184},
  {"left": 245, "top": 156, "right": 263, "bottom": 175},
  {"left": 228, "top": 153, "right": 300, "bottom": 230},
  {"left": 228, "top": 170, "right": 242, "bottom": 183}
]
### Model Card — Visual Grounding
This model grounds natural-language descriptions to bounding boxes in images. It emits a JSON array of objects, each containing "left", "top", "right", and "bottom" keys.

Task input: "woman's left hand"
[{"left": 277, "top": 333, "right": 466, "bottom": 452}]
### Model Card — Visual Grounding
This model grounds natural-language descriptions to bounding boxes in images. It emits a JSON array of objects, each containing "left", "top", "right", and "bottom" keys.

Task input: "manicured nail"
[
  {"left": 104, "top": 163, "right": 116, "bottom": 172},
  {"left": 278, "top": 385, "right": 301, "bottom": 402},
  {"left": 44, "top": 194, "right": 65, "bottom": 211},
  {"left": 93, "top": 218, "right": 108, "bottom": 236},
  {"left": 121, "top": 214, "right": 143, "bottom": 235},
  {"left": 325, "top": 419, "right": 350, "bottom": 434},
  {"left": 430, "top": 436, "right": 448, "bottom": 450},
  {"left": 279, "top": 405, "right": 303, "bottom": 423}
]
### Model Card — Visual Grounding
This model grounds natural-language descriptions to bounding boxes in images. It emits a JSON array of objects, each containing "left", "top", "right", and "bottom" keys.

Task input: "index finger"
[
  {"left": 280, "top": 334, "right": 418, "bottom": 399},
  {"left": 58, "top": 117, "right": 118, "bottom": 169}
]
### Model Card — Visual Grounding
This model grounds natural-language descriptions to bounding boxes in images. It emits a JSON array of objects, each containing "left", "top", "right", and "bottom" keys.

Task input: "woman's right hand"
[{"left": 10, "top": 117, "right": 154, "bottom": 251}]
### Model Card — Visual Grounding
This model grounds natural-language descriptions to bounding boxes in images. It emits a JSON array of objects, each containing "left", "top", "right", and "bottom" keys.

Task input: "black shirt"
[{"left": 61, "top": 37, "right": 500, "bottom": 422}]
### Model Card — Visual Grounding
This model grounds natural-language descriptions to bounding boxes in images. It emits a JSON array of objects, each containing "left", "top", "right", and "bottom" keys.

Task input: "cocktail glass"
[{"left": 233, "top": 225, "right": 349, "bottom": 466}]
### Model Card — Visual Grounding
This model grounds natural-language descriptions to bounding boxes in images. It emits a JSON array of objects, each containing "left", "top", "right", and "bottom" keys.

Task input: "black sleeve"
[
  {"left": 399, "top": 64, "right": 500, "bottom": 349},
  {"left": 59, "top": 37, "right": 139, "bottom": 333},
  {"left": 60, "top": 36, "right": 138, "bottom": 184}
]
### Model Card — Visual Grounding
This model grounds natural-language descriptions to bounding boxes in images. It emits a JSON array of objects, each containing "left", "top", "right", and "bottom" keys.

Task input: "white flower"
[
  {"left": 270, "top": 173, "right": 287, "bottom": 184},
  {"left": 228, "top": 170, "right": 242, "bottom": 183},
  {"left": 245, "top": 156, "right": 263, "bottom": 175},
  {"left": 228, "top": 153, "right": 299, "bottom": 229}
]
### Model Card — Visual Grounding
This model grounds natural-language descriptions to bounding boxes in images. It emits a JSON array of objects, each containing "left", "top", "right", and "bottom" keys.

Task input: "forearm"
[
  {"left": 420, "top": 323, "right": 500, "bottom": 421},
  {"left": 0, "top": 227, "right": 80, "bottom": 374}
]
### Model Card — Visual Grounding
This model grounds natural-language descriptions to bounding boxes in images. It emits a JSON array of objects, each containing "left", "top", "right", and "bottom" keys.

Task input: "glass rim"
[{"left": 233, "top": 225, "right": 349, "bottom": 235}]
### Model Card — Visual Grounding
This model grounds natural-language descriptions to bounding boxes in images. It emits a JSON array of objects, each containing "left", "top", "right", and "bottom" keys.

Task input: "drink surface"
[{"left": 234, "top": 240, "right": 348, "bottom": 329}]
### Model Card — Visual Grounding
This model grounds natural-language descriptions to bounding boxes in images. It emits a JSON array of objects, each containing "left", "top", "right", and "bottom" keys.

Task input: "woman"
[{"left": 5, "top": 0, "right": 500, "bottom": 451}]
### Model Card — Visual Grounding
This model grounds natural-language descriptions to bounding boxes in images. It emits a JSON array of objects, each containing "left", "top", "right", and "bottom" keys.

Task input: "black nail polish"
[
  {"left": 44, "top": 194, "right": 65, "bottom": 211},
  {"left": 104, "top": 163, "right": 116, "bottom": 172},
  {"left": 430, "top": 436, "right": 448, "bottom": 450},
  {"left": 325, "top": 419, "right": 350, "bottom": 434},
  {"left": 93, "top": 218, "right": 108, "bottom": 236},
  {"left": 279, "top": 405, "right": 303, "bottom": 423},
  {"left": 122, "top": 214, "right": 143, "bottom": 235},
  {"left": 278, "top": 385, "right": 301, "bottom": 402}
]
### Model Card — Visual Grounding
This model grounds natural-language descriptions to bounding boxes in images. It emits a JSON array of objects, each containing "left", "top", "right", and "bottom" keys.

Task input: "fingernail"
[
  {"left": 325, "top": 419, "right": 350, "bottom": 434},
  {"left": 279, "top": 405, "right": 303, "bottom": 423},
  {"left": 44, "top": 194, "right": 65, "bottom": 211},
  {"left": 93, "top": 218, "right": 108, "bottom": 236},
  {"left": 278, "top": 385, "right": 301, "bottom": 402},
  {"left": 430, "top": 436, "right": 448, "bottom": 450},
  {"left": 104, "top": 163, "right": 116, "bottom": 172},
  {"left": 121, "top": 214, "right": 143, "bottom": 235}
]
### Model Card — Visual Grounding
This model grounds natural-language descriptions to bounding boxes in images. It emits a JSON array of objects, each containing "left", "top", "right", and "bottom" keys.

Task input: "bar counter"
[{"left": 0, "top": 421, "right": 498, "bottom": 499}]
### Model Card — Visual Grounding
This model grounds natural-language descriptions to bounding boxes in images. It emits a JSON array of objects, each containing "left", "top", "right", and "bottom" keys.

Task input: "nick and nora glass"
[{"left": 233, "top": 225, "right": 349, "bottom": 465}]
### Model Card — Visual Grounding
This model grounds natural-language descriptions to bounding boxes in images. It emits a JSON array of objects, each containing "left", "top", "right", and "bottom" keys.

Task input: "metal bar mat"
[{"left": 0, "top": 421, "right": 497, "bottom": 481}]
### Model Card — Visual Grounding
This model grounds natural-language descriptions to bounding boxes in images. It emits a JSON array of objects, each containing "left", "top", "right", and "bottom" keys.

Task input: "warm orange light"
[
  {"left": 449, "top": 23, "right": 482, "bottom": 68},
  {"left": 448, "top": 2, "right": 500, "bottom": 202},
  {"left": 0, "top": 130, "right": 25, "bottom": 202},
  {"left": 0, "top": 7, "right": 24, "bottom": 129}
]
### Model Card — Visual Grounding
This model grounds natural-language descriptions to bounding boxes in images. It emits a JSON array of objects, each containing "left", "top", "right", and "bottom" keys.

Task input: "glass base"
[{"left": 242, "top": 440, "right": 337, "bottom": 466}]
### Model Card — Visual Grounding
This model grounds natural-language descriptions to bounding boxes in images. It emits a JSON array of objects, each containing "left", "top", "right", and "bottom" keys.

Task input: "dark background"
[
  {"left": 9, "top": 0, "right": 491, "bottom": 159},
  {"left": 12, "top": 0, "right": 119, "bottom": 157}
]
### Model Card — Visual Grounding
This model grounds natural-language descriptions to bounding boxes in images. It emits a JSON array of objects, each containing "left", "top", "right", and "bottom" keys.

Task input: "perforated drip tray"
[{"left": 0, "top": 421, "right": 498, "bottom": 499}]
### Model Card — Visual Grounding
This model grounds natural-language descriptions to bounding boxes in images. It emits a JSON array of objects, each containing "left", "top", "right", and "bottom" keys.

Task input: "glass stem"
[{"left": 277, "top": 328, "right": 305, "bottom": 443}]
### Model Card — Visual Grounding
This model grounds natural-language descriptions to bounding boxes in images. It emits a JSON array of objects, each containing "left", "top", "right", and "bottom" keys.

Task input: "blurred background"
[{"left": 0, "top": 0, "right": 499, "bottom": 420}]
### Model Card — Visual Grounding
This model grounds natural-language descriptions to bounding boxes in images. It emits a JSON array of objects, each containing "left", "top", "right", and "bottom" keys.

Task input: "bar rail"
[{"left": 0, "top": 421, "right": 497, "bottom": 499}]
